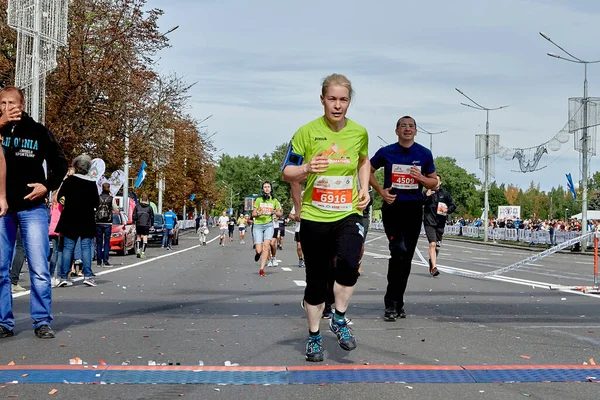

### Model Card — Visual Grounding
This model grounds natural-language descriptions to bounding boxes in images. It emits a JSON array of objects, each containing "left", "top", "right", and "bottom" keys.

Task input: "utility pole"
[
  {"left": 456, "top": 88, "right": 508, "bottom": 242},
  {"left": 540, "top": 31, "right": 600, "bottom": 250},
  {"left": 417, "top": 125, "right": 448, "bottom": 153}
]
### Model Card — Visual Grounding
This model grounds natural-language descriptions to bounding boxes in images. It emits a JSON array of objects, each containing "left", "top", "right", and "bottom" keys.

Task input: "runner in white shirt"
[
  {"left": 269, "top": 216, "right": 279, "bottom": 267},
  {"left": 218, "top": 210, "right": 229, "bottom": 247},
  {"left": 290, "top": 205, "right": 304, "bottom": 268}
]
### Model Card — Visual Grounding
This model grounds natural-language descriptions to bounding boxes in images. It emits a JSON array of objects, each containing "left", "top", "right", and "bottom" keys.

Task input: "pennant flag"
[
  {"left": 566, "top": 173, "right": 577, "bottom": 200},
  {"left": 134, "top": 161, "right": 147, "bottom": 188},
  {"left": 190, "top": 194, "right": 195, "bottom": 201}
]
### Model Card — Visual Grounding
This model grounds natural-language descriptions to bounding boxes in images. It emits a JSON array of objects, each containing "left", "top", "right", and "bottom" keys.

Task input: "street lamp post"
[
  {"left": 220, "top": 182, "right": 236, "bottom": 213},
  {"left": 417, "top": 125, "right": 448, "bottom": 153},
  {"left": 456, "top": 88, "right": 509, "bottom": 243},
  {"left": 122, "top": 25, "right": 179, "bottom": 218},
  {"left": 565, "top": 208, "right": 569, "bottom": 221},
  {"left": 540, "top": 32, "right": 600, "bottom": 250}
]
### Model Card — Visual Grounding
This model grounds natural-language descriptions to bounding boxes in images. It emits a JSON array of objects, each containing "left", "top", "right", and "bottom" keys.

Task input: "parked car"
[
  {"left": 148, "top": 214, "right": 165, "bottom": 244},
  {"left": 148, "top": 214, "right": 180, "bottom": 246},
  {"left": 110, "top": 211, "right": 136, "bottom": 256}
]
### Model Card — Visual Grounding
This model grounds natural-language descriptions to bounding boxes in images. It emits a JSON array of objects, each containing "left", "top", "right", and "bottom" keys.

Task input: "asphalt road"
[{"left": 2, "top": 228, "right": 600, "bottom": 399}]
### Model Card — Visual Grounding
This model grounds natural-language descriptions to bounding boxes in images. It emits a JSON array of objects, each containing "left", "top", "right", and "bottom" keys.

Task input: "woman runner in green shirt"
[
  {"left": 283, "top": 73, "right": 371, "bottom": 362},
  {"left": 252, "top": 181, "right": 282, "bottom": 276}
]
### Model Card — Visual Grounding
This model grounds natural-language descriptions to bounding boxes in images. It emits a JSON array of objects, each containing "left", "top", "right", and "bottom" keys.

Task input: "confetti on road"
[
  {"left": 520, "top": 355, "right": 531, "bottom": 359},
  {"left": 49, "top": 389, "right": 57, "bottom": 395}
]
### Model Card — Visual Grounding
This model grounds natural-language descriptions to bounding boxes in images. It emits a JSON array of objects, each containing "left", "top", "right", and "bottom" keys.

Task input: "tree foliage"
[
  {"left": 0, "top": 0, "right": 218, "bottom": 215},
  {"left": 434, "top": 157, "right": 480, "bottom": 217},
  {"left": 213, "top": 143, "right": 291, "bottom": 215}
]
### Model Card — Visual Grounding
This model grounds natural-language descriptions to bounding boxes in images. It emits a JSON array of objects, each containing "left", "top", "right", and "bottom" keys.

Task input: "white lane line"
[
  {"left": 364, "top": 251, "right": 389, "bottom": 259},
  {"left": 526, "top": 263, "right": 544, "bottom": 267},
  {"left": 576, "top": 261, "right": 591, "bottom": 265},
  {"left": 13, "top": 235, "right": 221, "bottom": 299},
  {"left": 294, "top": 280, "right": 307, "bottom": 287},
  {"left": 472, "top": 257, "right": 490, "bottom": 260},
  {"left": 363, "top": 250, "right": 600, "bottom": 299},
  {"left": 462, "top": 250, "right": 473, "bottom": 253},
  {"left": 516, "top": 325, "right": 600, "bottom": 329},
  {"left": 364, "top": 235, "right": 386, "bottom": 244},
  {"left": 281, "top": 267, "right": 292, "bottom": 272},
  {"left": 551, "top": 330, "right": 600, "bottom": 346}
]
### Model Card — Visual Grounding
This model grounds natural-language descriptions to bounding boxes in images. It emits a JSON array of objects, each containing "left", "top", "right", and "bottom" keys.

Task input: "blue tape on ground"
[
  {"left": 2, "top": 366, "right": 600, "bottom": 385},
  {"left": 289, "top": 369, "right": 475, "bottom": 384},
  {"left": 469, "top": 368, "right": 600, "bottom": 383},
  {"left": 102, "top": 370, "right": 288, "bottom": 385},
  {"left": 0, "top": 370, "right": 103, "bottom": 384}
]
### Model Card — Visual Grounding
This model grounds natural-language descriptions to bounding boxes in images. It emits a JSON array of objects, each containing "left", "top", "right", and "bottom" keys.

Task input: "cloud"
[{"left": 148, "top": 0, "right": 600, "bottom": 191}]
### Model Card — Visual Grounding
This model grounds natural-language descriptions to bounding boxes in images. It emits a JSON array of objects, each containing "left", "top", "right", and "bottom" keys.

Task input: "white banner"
[{"left": 498, "top": 205, "right": 520, "bottom": 220}]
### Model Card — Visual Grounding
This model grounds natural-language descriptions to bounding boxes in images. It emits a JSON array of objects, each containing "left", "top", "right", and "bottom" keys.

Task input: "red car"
[{"left": 110, "top": 211, "right": 136, "bottom": 256}]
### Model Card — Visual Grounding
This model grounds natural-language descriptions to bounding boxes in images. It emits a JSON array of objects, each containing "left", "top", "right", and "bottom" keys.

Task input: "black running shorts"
[
  {"left": 300, "top": 214, "right": 364, "bottom": 306},
  {"left": 424, "top": 225, "right": 444, "bottom": 243}
]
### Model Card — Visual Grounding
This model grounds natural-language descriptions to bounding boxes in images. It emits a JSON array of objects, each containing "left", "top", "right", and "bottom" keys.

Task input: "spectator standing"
[
  {"left": 164, "top": 207, "right": 177, "bottom": 250},
  {"left": 56, "top": 154, "right": 99, "bottom": 288},
  {"left": 0, "top": 86, "right": 67, "bottom": 339},
  {"left": 96, "top": 183, "right": 118, "bottom": 267}
]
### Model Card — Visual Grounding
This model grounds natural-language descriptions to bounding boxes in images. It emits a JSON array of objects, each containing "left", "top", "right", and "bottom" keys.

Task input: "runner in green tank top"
[
  {"left": 251, "top": 181, "right": 282, "bottom": 276},
  {"left": 282, "top": 73, "right": 371, "bottom": 363}
]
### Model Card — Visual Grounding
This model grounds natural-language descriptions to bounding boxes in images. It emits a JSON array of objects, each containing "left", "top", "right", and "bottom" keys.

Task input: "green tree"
[
  {"left": 214, "top": 143, "right": 292, "bottom": 215},
  {"left": 371, "top": 169, "right": 384, "bottom": 211},
  {"left": 435, "top": 157, "right": 480, "bottom": 217},
  {"left": 486, "top": 182, "right": 509, "bottom": 218}
]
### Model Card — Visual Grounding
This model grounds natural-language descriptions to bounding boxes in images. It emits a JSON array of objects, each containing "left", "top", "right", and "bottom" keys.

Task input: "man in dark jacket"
[
  {"left": 0, "top": 86, "right": 68, "bottom": 339},
  {"left": 133, "top": 193, "right": 154, "bottom": 258},
  {"left": 423, "top": 174, "right": 456, "bottom": 277}
]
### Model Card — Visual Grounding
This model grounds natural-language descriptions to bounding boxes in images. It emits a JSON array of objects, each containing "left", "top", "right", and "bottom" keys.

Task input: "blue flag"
[
  {"left": 566, "top": 173, "right": 577, "bottom": 200},
  {"left": 134, "top": 161, "right": 147, "bottom": 188},
  {"left": 190, "top": 194, "right": 195, "bottom": 201}
]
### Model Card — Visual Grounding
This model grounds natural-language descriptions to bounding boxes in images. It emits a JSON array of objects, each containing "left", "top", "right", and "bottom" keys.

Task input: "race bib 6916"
[{"left": 312, "top": 176, "right": 353, "bottom": 212}]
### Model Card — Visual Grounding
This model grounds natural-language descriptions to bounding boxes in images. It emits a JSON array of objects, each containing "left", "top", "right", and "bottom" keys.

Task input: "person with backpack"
[
  {"left": 96, "top": 183, "right": 118, "bottom": 267},
  {"left": 133, "top": 194, "right": 154, "bottom": 258}
]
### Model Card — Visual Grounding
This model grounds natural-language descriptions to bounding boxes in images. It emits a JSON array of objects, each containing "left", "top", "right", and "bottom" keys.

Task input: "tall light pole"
[
  {"left": 221, "top": 181, "right": 234, "bottom": 213},
  {"left": 456, "top": 88, "right": 509, "bottom": 243},
  {"left": 123, "top": 133, "right": 130, "bottom": 217},
  {"left": 417, "top": 125, "right": 448, "bottom": 153},
  {"left": 540, "top": 32, "right": 600, "bottom": 250},
  {"left": 122, "top": 25, "right": 179, "bottom": 218}
]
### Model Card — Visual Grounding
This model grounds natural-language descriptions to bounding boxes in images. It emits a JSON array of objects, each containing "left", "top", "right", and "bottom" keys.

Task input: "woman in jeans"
[{"left": 56, "top": 154, "right": 99, "bottom": 287}]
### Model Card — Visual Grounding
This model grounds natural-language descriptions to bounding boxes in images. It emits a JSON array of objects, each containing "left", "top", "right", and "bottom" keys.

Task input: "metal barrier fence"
[
  {"left": 178, "top": 220, "right": 196, "bottom": 230},
  {"left": 371, "top": 221, "right": 579, "bottom": 245}
]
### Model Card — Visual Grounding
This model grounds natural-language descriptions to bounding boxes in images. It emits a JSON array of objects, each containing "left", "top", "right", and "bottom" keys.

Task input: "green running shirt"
[{"left": 290, "top": 117, "right": 368, "bottom": 223}]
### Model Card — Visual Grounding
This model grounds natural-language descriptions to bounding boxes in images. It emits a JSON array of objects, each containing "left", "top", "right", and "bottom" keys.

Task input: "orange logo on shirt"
[{"left": 323, "top": 143, "right": 350, "bottom": 164}]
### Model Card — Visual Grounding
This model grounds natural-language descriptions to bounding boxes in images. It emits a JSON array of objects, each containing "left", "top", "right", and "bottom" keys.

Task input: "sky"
[{"left": 146, "top": 0, "right": 600, "bottom": 191}]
